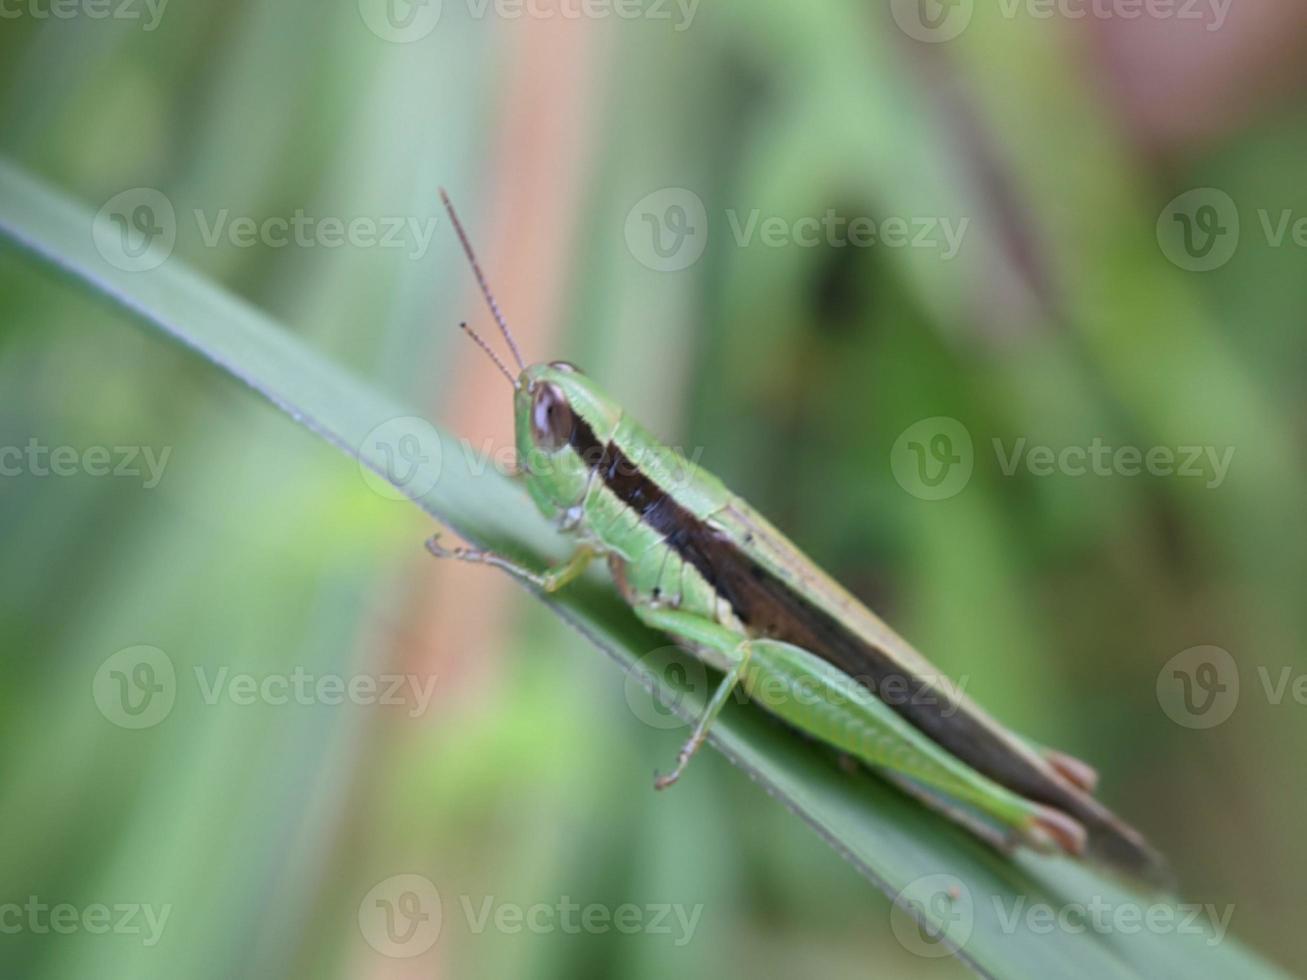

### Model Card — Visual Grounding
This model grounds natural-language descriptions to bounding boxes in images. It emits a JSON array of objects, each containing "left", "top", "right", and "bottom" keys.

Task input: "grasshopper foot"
[
  {"left": 425, "top": 534, "right": 469, "bottom": 560},
  {"left": 653, "top": 750, "right": 692, "bottom": 791}
]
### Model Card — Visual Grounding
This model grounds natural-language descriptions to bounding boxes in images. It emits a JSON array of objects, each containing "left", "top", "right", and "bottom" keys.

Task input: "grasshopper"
[{"left": 429, "top": 191, "right": 1168, "bottom": 885}]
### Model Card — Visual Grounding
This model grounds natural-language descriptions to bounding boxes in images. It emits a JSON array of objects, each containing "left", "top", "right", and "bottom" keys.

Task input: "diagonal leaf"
[{"left": 0, "top": 159, "right": 1289, "bottom": 980}]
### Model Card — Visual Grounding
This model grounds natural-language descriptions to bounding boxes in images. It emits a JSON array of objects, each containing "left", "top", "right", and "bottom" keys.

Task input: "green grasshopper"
[{"left": 429, "top": 191, "right": 1168, "bottom": 884}]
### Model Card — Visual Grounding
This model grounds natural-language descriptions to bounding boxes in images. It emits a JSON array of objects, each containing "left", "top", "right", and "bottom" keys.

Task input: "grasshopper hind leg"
[
  {"left": 654, "top": 640, "right": 755, "bottom": 790},
  {"left": 623, "top": 603, "right": 1089, "bottom": 860},
  {"left": 1042, "top": 749, "right": 1099, "bottom": 794},
  {"left": 628, "top": 604, "right": 758, "bottom": 787},
  {"left": 872, "top": 767, "right": 1020, "bottom": 855}
]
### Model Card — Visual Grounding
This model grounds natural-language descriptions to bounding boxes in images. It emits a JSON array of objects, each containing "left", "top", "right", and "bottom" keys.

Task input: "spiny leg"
[
  {"left": 425, "top": 534, "right": 596, "bottom": 593},
  {"left": 654, "top": 640, "right": 754, "bottom": 790},
  {"left": 631, "top": 604, "right": 755, "bottom": 790}
]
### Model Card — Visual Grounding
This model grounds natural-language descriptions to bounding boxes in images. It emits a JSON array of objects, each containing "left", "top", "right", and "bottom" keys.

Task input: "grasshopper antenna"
[
  {"left": 440, "top": 188, "right": 527, "bottom": 374},
  {"left": 459, "top": 322, "right": 519, "bottom": 390}
]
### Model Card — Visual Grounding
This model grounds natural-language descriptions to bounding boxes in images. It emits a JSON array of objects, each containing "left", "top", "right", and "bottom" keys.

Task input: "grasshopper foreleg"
[{"left": 425, "top": 534, "right": 596, "bottom": 593}]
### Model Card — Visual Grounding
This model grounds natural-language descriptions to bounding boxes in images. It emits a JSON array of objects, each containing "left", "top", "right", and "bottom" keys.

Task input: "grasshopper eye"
[
  {"left": 531, "top": 382, "right": 574, "bottom": 451},
  {"left": 549, "top": 360, "right": 581, "bottom": 374}
]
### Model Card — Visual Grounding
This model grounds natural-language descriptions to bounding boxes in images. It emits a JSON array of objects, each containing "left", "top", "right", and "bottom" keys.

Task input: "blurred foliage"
[{"left": 2, "top": 2, "right": 1306, "bottom": 978}]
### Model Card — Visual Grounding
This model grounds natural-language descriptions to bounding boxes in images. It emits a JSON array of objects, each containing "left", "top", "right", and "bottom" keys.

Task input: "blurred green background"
[{"left": 2, "top": 1, "right": 1306, "bottom": 977}]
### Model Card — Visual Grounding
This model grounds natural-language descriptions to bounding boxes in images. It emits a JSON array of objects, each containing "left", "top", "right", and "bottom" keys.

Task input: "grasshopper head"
[
  {"left": 432, "top": 192, "right": 621, "bottom": 522},
  {"left": 514, "top": 361, "right": 622, "bottom": 522}
]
